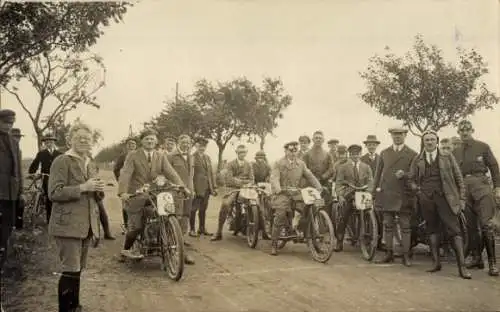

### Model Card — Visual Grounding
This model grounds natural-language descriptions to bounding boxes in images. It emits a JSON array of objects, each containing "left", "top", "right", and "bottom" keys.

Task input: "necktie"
[
  {"left": 428, "top": 152, "right": 433, "bottom": 164},
  {"left": 147, "top": 152, "right": 152, "bottom": 163},
  {"left": 353, "top": 162, "right": 360, "bottom": 184}
]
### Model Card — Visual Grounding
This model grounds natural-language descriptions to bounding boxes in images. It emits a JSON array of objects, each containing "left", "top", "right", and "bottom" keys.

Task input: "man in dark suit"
[
  {"left": 373, "top": 127, "right": 418, "bottom": 266},
  {"left": 360, "top": 135, "right": 380, "bottom": 174},
  {"left": 11, "top": 128, "right": 25, "bottom": 230},
  {"left": 0, "top": 109, "right": 22, "bottom": 269},
  {"left": 113, "top": 138, "right": 137, "bottom": 234},
  {"left": 190, "top": 138, "right": 217, "bottom": 236},
  {"left": 334, "top": 144, "right": 374, "bottom": 252},
  {"left": 28, "top": 133, "right": 62, "bottom": 224},
  {"left": 408, "top": 130, "right": 471, "bottom": 279},
  {"left": 167, "top": 134, "right": 196, "bottom": 264}
]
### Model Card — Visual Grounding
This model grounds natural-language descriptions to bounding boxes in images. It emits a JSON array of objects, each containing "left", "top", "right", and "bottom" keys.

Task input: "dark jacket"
[
  {"left": 113, "top": 153, "right": 127, "bottom": 180},
  {"left": 28, "top": 148, "right": 63, "bottom": 175},
  {"left": 0, "top": 131, "right": 22, "bottom": 201}
]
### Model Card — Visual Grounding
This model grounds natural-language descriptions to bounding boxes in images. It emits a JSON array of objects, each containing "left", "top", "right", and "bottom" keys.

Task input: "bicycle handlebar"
[
  {"left": 342, "top": 183, "right": 369, "bottom": 191},
  {"left": 129, "top": 184, "right": 188, "bottom": 199}
]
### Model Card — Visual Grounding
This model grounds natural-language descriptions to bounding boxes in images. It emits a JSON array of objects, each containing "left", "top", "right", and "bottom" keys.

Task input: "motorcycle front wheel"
[
  {"left": 308, "top": 209, "right": 335, "bottom": 263},
  {"left": 160, "top": 215, "right": 185, "bottom": 281},
  {"left": 246, "top": 205, "right": 260, "bottom": 249},
  {"left": 359, "top": 209, "right": 379, "bottom": 261}
]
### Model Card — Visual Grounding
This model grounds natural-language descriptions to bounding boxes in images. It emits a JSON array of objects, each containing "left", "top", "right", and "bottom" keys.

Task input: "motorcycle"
[
  {"left": 269, "top": 187, "right": 335, "bottom": 263},
  {"left": 226, "top": 184, "right": 268, "bottom": 248},
  {"left": 125, "top": 176, "right": 188, "bottom": 281}
]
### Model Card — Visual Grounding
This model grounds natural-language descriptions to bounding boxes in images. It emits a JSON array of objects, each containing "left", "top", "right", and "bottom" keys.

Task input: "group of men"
[{"left": 207, "top": 121, "right": 499, "bottom": 279}]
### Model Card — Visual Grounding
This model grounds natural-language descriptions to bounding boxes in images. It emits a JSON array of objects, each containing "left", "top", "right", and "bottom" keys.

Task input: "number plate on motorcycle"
[
  {"left": 314, "top": 198, "right": 325, "bottom": 206},
  {"left": 156, "top": 192, "right": 175, "bottom": 216},
  {"left": 354, "top": 192, "right": 372, "bottom": 211}
]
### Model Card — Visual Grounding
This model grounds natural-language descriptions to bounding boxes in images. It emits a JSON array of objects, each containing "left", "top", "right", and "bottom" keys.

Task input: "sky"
[{"left": 2, "top": 0, "right": 499, "bottom": 162}]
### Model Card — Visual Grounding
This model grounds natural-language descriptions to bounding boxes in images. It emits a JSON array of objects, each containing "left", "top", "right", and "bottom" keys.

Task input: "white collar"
[
  {"left": 426, "top": 149, "right": 437, "bottom": 159},
  {"left": 65, "top": 149, "right": 90, "bottom": 169},
  {"left": 393, "top": 144, "right": 404, "bottom": 151}
]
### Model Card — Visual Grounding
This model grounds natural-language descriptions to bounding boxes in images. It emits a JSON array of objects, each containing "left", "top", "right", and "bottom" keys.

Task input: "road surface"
[{"left": 3, "top": 171, "right": 500, "bottom": 312}]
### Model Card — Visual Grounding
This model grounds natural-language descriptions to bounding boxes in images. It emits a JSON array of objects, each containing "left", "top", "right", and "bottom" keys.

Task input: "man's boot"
[
  {"left": 484, "top": 232, "right": 499, "bottom": 277},
  {"left": 452, "top": 236, "right": 472, "bottom": 279},
  {"left": 334, "top": 233, "right": 344, "bottom": 252},
  {"left": 377, "top": 227, "right": 394, "bottom": 263},
  {"left": 184, "top": 254, "right": 195, "bottom": 265},
  {"left": 377, "top": 250, "right": 394, "bottom": 263},
  {"left": 401, "top": 227, "right": 412, "bottom": 267},
  {"left": 270, "top": 240, "right": 278, "bottom": 256},
  {"left": 427, "top": 234, "right": 442, "bottom": 273},
  {"left": 466, "top": 238, "right": 485, "bottom": 269},
  {"left": 210, "top": 210, "right": 226, "bottom": 241}
]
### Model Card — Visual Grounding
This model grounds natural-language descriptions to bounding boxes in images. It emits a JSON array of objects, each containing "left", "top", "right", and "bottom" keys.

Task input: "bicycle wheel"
[
  {"left": 359, "top": 209, "right": 379, "bottom": 261},
  {"left": 347, "top": 213, "right": 360, "bottom": 246},
  {"left": 308, "top": 209, "right": 335, "bottom": 263},
  {"left": 29, "top": 192, "right": 41, "bottom": 227},
  {"left": 246, "top": 205, "right": 260, "bottom": 249},
  {"left": 160, "top": 215, "right": 185, "bottom": 281}
]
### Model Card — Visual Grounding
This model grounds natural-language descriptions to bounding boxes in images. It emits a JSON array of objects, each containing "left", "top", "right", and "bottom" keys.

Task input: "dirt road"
[{"left": 3, "top": 171, "right": 500, "bottom": 312}]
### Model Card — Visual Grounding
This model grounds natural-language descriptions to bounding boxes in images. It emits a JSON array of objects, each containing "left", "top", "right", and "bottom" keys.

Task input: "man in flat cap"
[
  {"left": 28, "top": 133, "right": 63, "bottom": 224},
  {"left": 453, "top": 120, "right": 499, "bottom": 276},
  {"left": 439, "top": 138, "right": 453, "bottom": 155},
  {"left": 118, "top": 129, "right": 188, "bottom": 261},
  {"left": 164, "top": 136, "right": 177, "bottom": 155},
  {"left": 451, "top": 136, "right": 462, "bottom": 151},
  {"left": 191, "top": 137, "right": 217, "bottom": 237},
  {"left": 269, "top": 141, "right": 322, "bottom": 255},
  {"left": 10, "top": 128, "right": 25, "bottom": 230},
  {"left": 211, "top": 144, "right": 254, "bottom": 242},
  {"left": 373, "top": 127, "right": 418, "bottom": 266},
  {"left": 334, "top": 144, "right": 373, "bottom": 252},
  {"left": 327, "top": 139, "right": 340, "bottom": 163},
  {"left": 408, "top": 130, "right": 471, "bottom": 279},
  {"left": 113, "top": 137, "right": 137, "bottom": 233},
  {"left": 0, "top": 109, "right": 22, "bottom": 269},
  {"left": 331, "top": 145, "right": 348, "bottom": 182},
  {"left": 252, "top": 151, "right": 271, "bottom": 184},
  {"left": 297, "top": 135, "right": 311, "bottom": 159}
]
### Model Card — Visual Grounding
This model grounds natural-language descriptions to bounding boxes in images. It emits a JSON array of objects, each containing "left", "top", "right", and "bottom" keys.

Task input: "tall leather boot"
[
  {"left": 484, "top": 232, "right": 499, "bottom": 277},
  {"left": 210, "top": 209, "right": 227, "bottom": 241},
  {"left": 334, "top": 222, "right": 345, "bottom": 252},
  {"left": 401, "top": 228, "right": 412, "bottom": 267},
  {"left": 466, "top": 235, "right": 485, "bottom": 269},
  {"left": 377, "top": 229, "right": 394, "bottom": 263},
  {"left": 427, "top": 234, "right": 442, "bottom": 272},
  {"left": 451, "top": 236, "right": 472, "bottom": 279}
]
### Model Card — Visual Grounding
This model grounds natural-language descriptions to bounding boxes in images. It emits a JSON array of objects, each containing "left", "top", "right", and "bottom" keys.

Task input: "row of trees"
[
  {"left": 1, "top": 1, "right": 130, "bottom": 148},
  {"left": 96, "top": 35, "right": 498, "bottom": 169},
  {"left": 95, "top": 77, "right": 293, "bottom": 170}
]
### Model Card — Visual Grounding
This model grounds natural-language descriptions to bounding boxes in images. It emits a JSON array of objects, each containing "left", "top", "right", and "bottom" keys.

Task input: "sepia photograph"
[{"left": 0, "top": 0, "right": 499, "bottom": 311}]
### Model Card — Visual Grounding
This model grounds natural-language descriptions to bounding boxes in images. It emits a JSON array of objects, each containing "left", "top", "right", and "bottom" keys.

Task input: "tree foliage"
[
  {"left": 4, "top": 51, "right": 106, "bottom": 149},
  {"left": 150, "top": 77, "right": 291, "bottom": 171},
  {"left": 359, "top": 34, "right": 498, "bottom": 135},
  {"left": 0, "top": 1, "right": 130, "bottom": 85}
]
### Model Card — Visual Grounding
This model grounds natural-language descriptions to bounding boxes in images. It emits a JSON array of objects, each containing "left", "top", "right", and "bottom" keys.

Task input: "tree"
[
  {"left": 152, "top": 96, "right": 205, "bottom": 141},
  {"left": 249, "top": 78, "right": 292, "bottom": 149},
  {"left": 0, "top": 1, "right": 130, "bottom": 86},
  {"left": 4, "top": 52, "right": 106, "bottom": 149},
  {"left": 359, "top": 34, "right": 498, "bottom": 136},
  {"left": 193, "top": 78, "right": 261, "bottom": 171}
]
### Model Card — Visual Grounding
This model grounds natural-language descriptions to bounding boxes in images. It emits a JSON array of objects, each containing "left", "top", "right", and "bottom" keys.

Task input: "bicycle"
[
  {"left": 124, "top": 178, "right": 188, "bottom": 281},
  {"left": 331, "top": 183, "right": 379, "bottom": 261},
  {"left": 23, "top": 173, "right": 49, "bottom": 227}
]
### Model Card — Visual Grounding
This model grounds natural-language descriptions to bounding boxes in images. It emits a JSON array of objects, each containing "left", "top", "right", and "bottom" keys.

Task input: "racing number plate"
[{"left": 354, "top": 192, "right": 372, "bottom": 211}]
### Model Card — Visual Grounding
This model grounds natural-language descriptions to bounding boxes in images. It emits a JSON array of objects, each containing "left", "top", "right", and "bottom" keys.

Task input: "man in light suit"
[
  {"left": 167, "top": 135, "right": 196, "bottom": 265},
  {"left": 191, "top": 137, "right": 217, "bottom": 236},
  {"left": 373, "top": 127, "right": 418, "bottom": 266},
  {"left": 334, "top": 144, "right": 374, "bottom": 252},
  {"left": 118, "top": 129, "right": 186, "bottom": 260}
]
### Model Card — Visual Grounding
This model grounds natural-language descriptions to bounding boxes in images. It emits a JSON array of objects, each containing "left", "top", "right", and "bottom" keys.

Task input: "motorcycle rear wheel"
[
  {"left": 246, "top": 205, "right": 260, "bottom": 249},
  {"left": 160, "top": 215, "right": 185, "bottom": 281}
]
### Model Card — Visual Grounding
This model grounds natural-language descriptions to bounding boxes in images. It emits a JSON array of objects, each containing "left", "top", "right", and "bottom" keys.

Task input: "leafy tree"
[
  {"left": 248, "top": 78, "right": 292, "bottom": 149},
  {"left": 0, "top": 1, "right": 130, "bottom": 85},
  {"left": 152, "top": 96, "right": 205, "bottom": 141},
  {"left": 193, "top": 78, "right": 260, "bottom": 171},
  {"left": 4, "top": 52, "right": 106, "bottom": 149},
  {"left": 359, "top": 34, "right": 498, "bottom": 136}
]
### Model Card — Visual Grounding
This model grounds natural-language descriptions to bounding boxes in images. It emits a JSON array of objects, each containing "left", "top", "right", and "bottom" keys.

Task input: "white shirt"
[
  {"left": 426, "top": 149, "right": 437, "bottom": 163},
  {"left": 393, "top": 144, "right": 404, "bottom": 152},
  {"left": 369, "top": 153, "right": 376, "bottom": 160},
  {"left": 237, "top": 159, "right": 245, "bottom": 166}
]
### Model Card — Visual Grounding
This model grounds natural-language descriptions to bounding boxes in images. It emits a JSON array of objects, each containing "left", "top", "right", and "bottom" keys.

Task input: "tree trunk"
[
  {"left": 35, "top": 127, "right": 43, "bottom": 151},
  {"left": 216, "top": 143, "right": 225, "bottom": 172},
  {"left": 259, "top": 134, "right": 266, "bottom": 150}
]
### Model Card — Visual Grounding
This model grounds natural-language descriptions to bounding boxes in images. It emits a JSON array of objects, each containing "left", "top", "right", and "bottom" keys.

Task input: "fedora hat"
[{"left": 363, "top": 135, "right": 380, "bottom": 144}]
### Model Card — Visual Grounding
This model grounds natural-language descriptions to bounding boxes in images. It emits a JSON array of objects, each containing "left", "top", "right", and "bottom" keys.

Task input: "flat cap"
[
  {"left": 125, "top": 137, "right": 137, "bottom": 144},
  {"left": 255, "top": 150, "right": 266, "bottom": 158},
  {"left": 348, "top": 144, "right": 362, "bottom": 153},
  {"left": 327, "top": 139, "right": 339, "bottom": 144},
  {"left": 195, "top": 137, "right": 209, "bottom": 145},
  {"left": 139, "top": 129, "right": 158, "bottom": 139},
  {"left": 451, "top": 136, "right": 461, "bottom": 144},
  {"left": 11, "top": 128, "right": 23, "bottom": 137},
  {"left": 388, "top": 127, "right": 408, "bottom": 134},
  {"left": 337, "top": 145, "right": 347, "bottom": 153},
  {"left": 458, "top": 120, "right": 473, "bottom": 131},
  {"left": 0, "top": 109, "right": 16, "bottom": 122},
  {"left": 164, "top": 136, "right": 176, "bottom": 143},
  {"left": 41, "top": 133, "right": 56, "bottom": 141},
  {"left": 298, "top": 135, "right": 311, "bottom": 143},
  {"left": 284, "top": 141, "right": 299, "bottom": 149}
]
